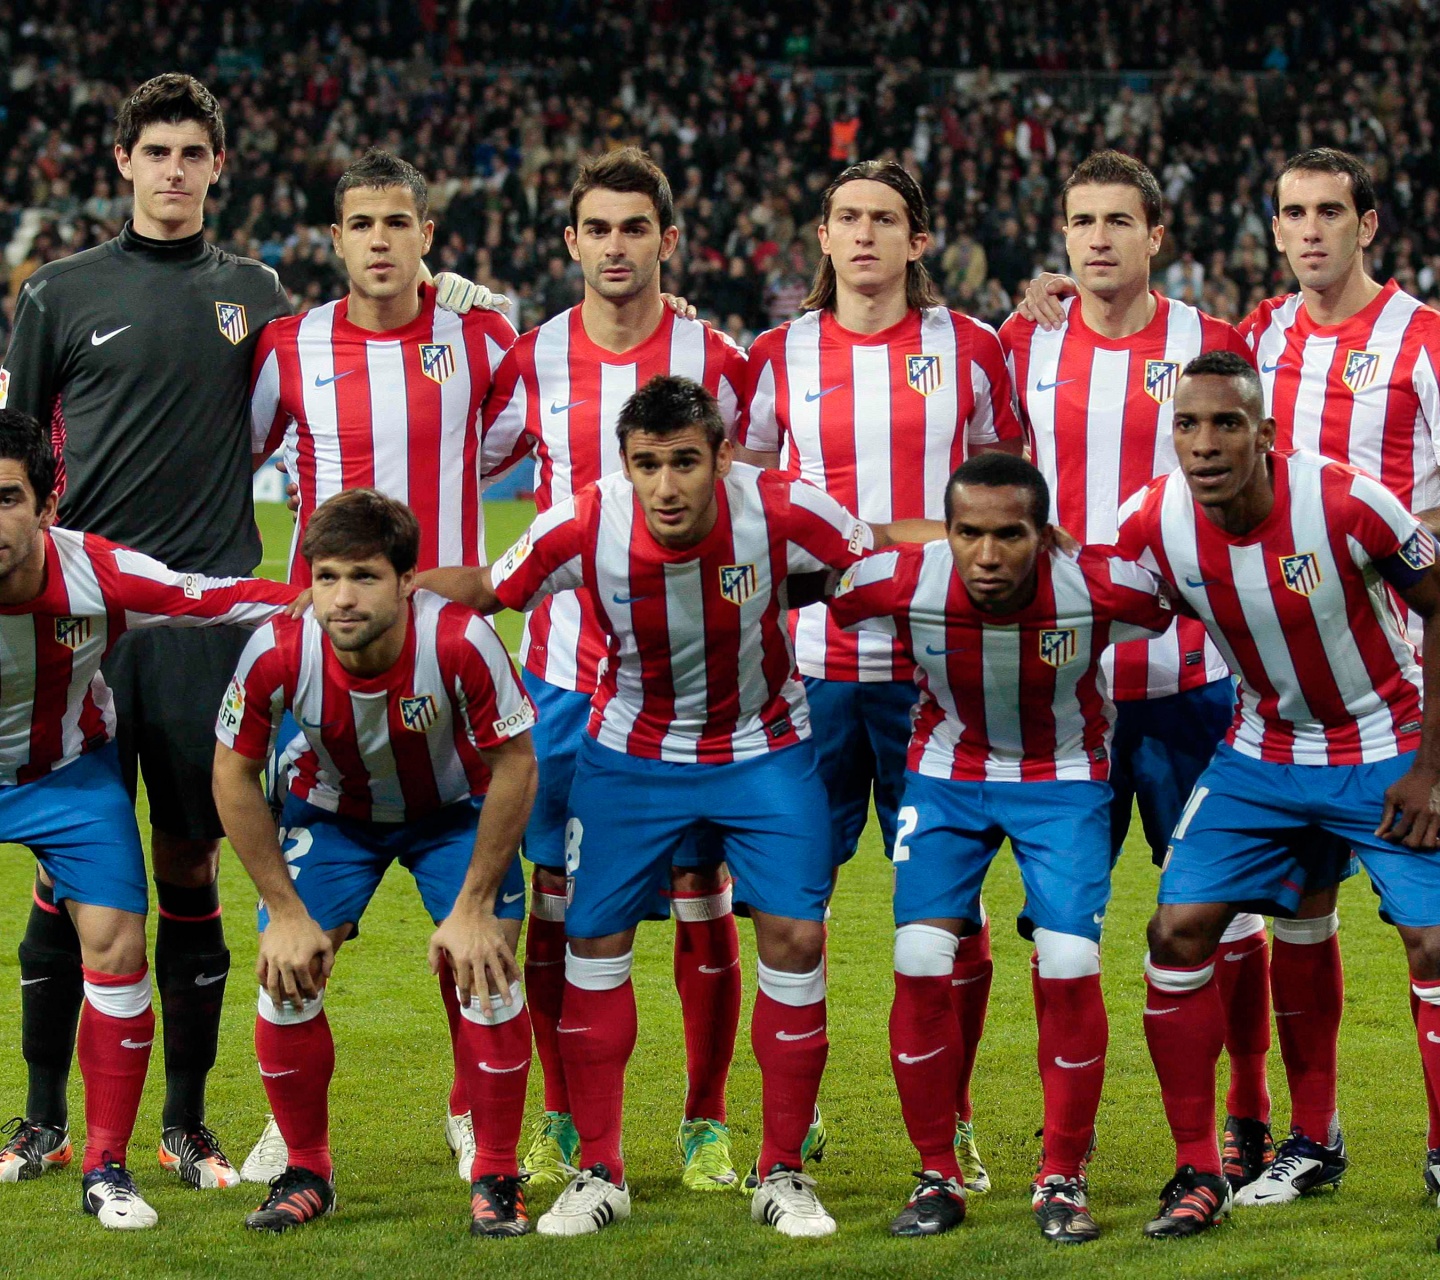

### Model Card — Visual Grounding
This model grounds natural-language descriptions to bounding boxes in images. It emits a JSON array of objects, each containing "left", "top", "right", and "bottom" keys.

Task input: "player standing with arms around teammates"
[
  {"left": 0, "top": 73, "right": 291, "bottom": 1191},
  {"left": 827, "top": 453, "right": 1176, "bottom": 1243},
  {"left": 419, "top": 375, "right": 942, "bottom": 1238},
  {"left": 1108, "top": 352, "right": 1440, "bottom": 1236},
  {"left": 1003, "top": 151, "right": 1279, "bottom": 1193},
  {"left": 212, "top": 490, "right": 539, "bottom": 1238},
  {"left": 0, "top": 408, "right": 297, "bottom": 1226},
  {"left": 736, "top": 158, "right": 1025, "bottom": 1192},
  {"left": 478, "top": 149, "right": 754, "bottom": 1190},
  {"left": 243, "top": 149, "right": 517, "bottom": 1185}
]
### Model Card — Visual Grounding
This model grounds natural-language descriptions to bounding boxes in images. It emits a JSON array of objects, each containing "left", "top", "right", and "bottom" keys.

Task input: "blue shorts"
[
  {"left": 803, "top": 675, "right": 914, "bottom": 865},
  {"left": 264, "top": 794, "right": 526, "bottom": 934},
  {"left": 1159, "top": 744, "right": 1427, "bottom": 924},
  {"left": 563, "top": 736, "right": 833, "bottom": 938},
  {"left": 894, "top": 771, "right": 1113, "bottom": 941},
  {"left": 0, "top": 744, "right": 147, "bottom": 915},
  {"left": 1110, "top": 678, "right": 1234, "bottom": 864},
  {"left": 521, "top": 669, "right": 723, "bottom": 887}
]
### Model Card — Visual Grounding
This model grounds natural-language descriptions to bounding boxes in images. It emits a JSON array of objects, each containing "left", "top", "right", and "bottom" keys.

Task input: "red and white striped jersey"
[
  {"left": 250, "top": 284, "right": 516, "bottom": 584},
  {"left": 1114, "top": 449, "right": 1431, "bottom": 766},
  {"left": 480, "top": 306, "right": 746, "bottom": 694},
  {"left": 217, "top": 590, "right": 535, "bottom": 822},
  {"left": 489, "top": 463, "right": 872, "bottom": 764},
  {"left": 0, "top": 527, "right": 296, "bottom": 786},
  {"left": 828, "top": 541, "right": 1174, "bottom": 781},
  {"left": 1001, "top": 293, "right": 1245, "bottom": 701},
  {"left": 739, "top": 306, "right": 1023, "bottom": 682},
  {"left": 1241, "top": 279, "right": 1440, "bottom": 511}
]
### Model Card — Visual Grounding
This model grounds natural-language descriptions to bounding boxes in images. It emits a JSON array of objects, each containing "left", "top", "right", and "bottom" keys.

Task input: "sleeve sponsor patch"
[
  {"left": 1399, "top": 528, "right": 1437, "bottom": 572},
  {"left": 492, "top": 533, "right": 533, "bottom": 585},
  {"left": 182, "top": 573, "right": 203, "bottom": 600},
  {"left": 847, "top": 521, "right": 868, "bottom": 555},
  {"left": 493, "top": 702, "right": 537, "bottom": 737},
  {"left": 218, "top": 676, "right": 246, "bottom": 733}
]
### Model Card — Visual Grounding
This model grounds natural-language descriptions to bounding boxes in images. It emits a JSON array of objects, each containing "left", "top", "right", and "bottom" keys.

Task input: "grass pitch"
[{"left": 0, "top": 499, "right": 1436, "bottom": 1275}]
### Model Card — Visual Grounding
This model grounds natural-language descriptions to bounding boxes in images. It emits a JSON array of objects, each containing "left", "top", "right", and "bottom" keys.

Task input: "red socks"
[
  {"left": 1036, "top": 973, "right": 1107, "bottom": 1178},
  {"left": 950, "top": 921, "right": 992, "bottom": 1125},
  {"left": 890, "top": 972, "right": 962, "bottom": 1179},
  {"left": 255, "top": 992, "right": 335, "bottom": 1180},
  {"left": 454, "top": 981, "right": 533, "bottom": 1179},
  {"left": 437, "top": 968, "right": 467, "bottom": 1116},
  {"left": 558, "top": 953, "right": 638, "bottom": 1181},
  {"left": 1271, "top": 913, "right": 1342, "bottom": 1142},
  {"left": 1414, "top": 978, "right": 1440, "bottom": 1149},
  {"left": 1144, "top": 957, "right": 1225, "bottom": 1174},
  {"left": 78, "top": 967, "right": 153, "bottom": 1173},
  {"left": 524, "top": 883, "right": 570, "bottom": 1115},
  {"left": 1213, "top": 914, "right": 1271, "bottom": 1122},
  {"left": 671, "top": 883, "right": 741, "bottom": 1123},
  {"left": 751, "top": 961, "right": 828, "bottom": 1174}
]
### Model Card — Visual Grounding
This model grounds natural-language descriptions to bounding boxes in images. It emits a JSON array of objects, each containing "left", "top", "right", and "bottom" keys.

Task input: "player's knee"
[
  {"left": 670, "top": 863, "right": 728, "bottom": 895},
  {"left": 74, "top": 909, "right": 148, "bottom": 977},
  {"left": 532, "top": 864, "right": 567, "bottom": 894},
  {"left": 1033, "top": 928, "right": 1101, "bottom": 979},
  {"left": 1145, "top": 906, "right": 1219, "bottom": 968},
  {"left": 1397, "top": 924, "right": 1440, "bottom": 982},
  {"left": 753, "top": 916, "right": 825, "bottom": 974},
  {"left": 893, "top": 923, "right": 959, "bottom": 977},
  {"left": 150, "top": 834, "right": 221, "bottom": 885}
]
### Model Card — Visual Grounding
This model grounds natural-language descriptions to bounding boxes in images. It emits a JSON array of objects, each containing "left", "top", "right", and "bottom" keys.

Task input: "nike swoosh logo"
[
  {"left": 1143, "top": 1006, "right": 1179, "bottom": 1017},
  {"left": 1248, "top": 1190, "right": 1287, "bottom": 1201},
  {"left": 1054, "top": 1054, "right": 1103, "bottom": 1070},
  {"left": 194, "top": 972, "right": 226, "bottom": 986},
  {"left": 612, "top": 592, "right": 649, "bottom": 605},
  {"left": 699, "top": 961, "right": 739, "bottom": 974},
  {"left": 19, "top": 976, "right": 49, "bottom": 986},
  {"left": 501, "top": 891, "right": 525, "bottom": 904},
  {"left": 91, "top": 325, "right": 132, "bottom": 346},
  {"left": 1261, "top": 361, "right": 1281, "bottom": 373},
  {"left": 121, "top": 1038, "right": 153, "bottom": 1049},
  {"left": 550, "top": 400, "right": 588, "bottom": 414},
  {"left": 897, "top": 1047, "right": 944, "bottom": 1064},
  {"left": 924, "top": 643, "right": 969, "bottom": 657},
  {"left": 805, "top": 385, "right": 843, "bottom": 402},
  {"left": 477, "top": 1061, "right": 528, "bottom": 1074},
  {"left": 951, "top": 974, "right": 987, "bottom": 986},
  {"left": 1427, "top": 1031, "right": 1440, "bottom": 1044},
  {"left": 558, "top": 1026, "right": 591, "bottom": 1034},
  {"left": 314, "top": 370, "right": 355, "bottom": 388},
  {"left": 1274, "top": 1010, "right": 1304, "bottom": 1017},
  {"left": 776, "top": 1027, "right": 823, "bottom": 1042},
  {"left": 1035, "top": 378, "right": 1072, "bottom": 392},
  {"left": 1184, "top": 577, "right": 1220, "bottom": 589},
  {"left": 1224, "top": 946, "right": 1266, "bottom": 961},
  {"left": 259, "top": 1067, "right": 298, "bottom": 1078},
  {"left": 526, "top": 959, "right": 564, "bottom": 967}
]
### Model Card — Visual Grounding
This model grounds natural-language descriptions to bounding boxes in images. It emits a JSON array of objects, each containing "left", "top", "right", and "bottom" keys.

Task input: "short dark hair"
[
  {"left": 616, "top": 376, "right": 726, "bottom": 455},
  {"left": 0, "top": 409, "right": 58, "bottom": 512},
  {"left": 1062, "top": 150, "right": 1164, "bottom": 228},
  {"left": 944, "top": 452, "right": 1050, "bottom": 527},
  {"left": 568, "top": 147, "right": 675, "bottom": 231},
  {"left": 1272, "top": 147, "right": 1377, "bottom": 219},
  {"left": 334, "top": 148, "right": 429, "bottom": 224},
  {"left": 803, "top": 159, "right": 943, "bottom": 311},
  {"left": 1180, "top": 349, "right": 1265, "bottom": 417},
  {"left": 115, "top": 73, "right": 225, "bottom": 155},
  {"left": 301, "top": 488, "right": 421, "bottom": 576}
]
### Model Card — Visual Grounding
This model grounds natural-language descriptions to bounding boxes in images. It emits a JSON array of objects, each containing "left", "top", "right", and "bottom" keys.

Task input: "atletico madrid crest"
[
  {"left": 905, "top": 354, "right": 944, "bottom": 396},
  {"left": 215, "top": 302, "right": 248, "bottom": 345},
  {"left": 53, "top": 617, "right": 92, "bottom": 650},
  {"left": 1400, "top": 529, "right": 1437, "bottom": 571},
  {"left": 1039, "top": 627, "right": 1077, "bottom": 667},
  {"left": 1342, "top": 349, "right": 1380, "bottom": 393},
  {"left": 1279, "top": 551, "right": 1322, "bottom": 597},
  {"left": 420, "top": 343, "right": 456, "bottom": 385},
  {"left": 719, "top": 563, "right": 757, "bottom": 606},
  {"left": 400, "top": 693, "right": 439, "bottom": 733},
  {"left": 1144, "top": 359, "right": 1181, "bottom": 404}
]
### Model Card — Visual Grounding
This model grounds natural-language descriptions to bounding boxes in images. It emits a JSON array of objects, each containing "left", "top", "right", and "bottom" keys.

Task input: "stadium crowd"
[{"left": 0, "top": 0, "right": 1438, "bottom": 342}]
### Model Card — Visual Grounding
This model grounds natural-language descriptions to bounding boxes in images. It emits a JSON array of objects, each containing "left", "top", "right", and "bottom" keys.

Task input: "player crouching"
[
  {"left": 827, "top": 453, "right": 1176, "bottom": 1241},
  {"left": 212, "top": 489, "right": 539, "bottom": 1238}
]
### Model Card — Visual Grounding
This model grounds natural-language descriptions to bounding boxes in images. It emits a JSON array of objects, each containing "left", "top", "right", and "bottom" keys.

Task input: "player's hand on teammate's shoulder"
[
  {"left": 285, "top": 589, "right": 311, "bottom": 619},
  {"left": 432, "top": 270, "right": 513, "bottom": 315},
  {"left": 429, "top": 898, "right": 519, "bottom": 1008},
  {"left": 1016, "top": 272, "right": 1077, "bottom": 329},
  {"left": 257, "top": 909, "right": 335, "bottom": 1008},
  {"left": 661, "top": 292, "right": 699, "bottom": 321},
  {"left": 1377, "top": 763, "right": 1440, "bottom": 850}
]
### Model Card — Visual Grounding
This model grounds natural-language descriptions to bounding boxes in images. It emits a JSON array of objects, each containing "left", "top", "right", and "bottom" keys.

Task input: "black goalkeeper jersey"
[{"left": 1, "top": 222, "right": 291, "bottom": 576}]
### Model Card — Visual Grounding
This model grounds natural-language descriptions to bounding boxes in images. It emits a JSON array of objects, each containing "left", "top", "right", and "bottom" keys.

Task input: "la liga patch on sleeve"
[{"left": 218, "top": 676, "right": 246, "bottom": 733}]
